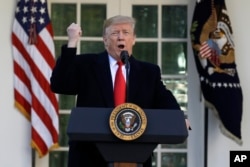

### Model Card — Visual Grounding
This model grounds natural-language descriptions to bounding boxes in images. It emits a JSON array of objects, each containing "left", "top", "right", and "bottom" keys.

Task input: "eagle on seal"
[{"left": 120, "top": 112, "right": 137, "bottom": 132}]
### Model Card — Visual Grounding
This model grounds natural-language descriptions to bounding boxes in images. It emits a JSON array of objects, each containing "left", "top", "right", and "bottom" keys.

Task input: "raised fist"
[{"left": 67, "top": 23, "right": 82, "bottom": 47}]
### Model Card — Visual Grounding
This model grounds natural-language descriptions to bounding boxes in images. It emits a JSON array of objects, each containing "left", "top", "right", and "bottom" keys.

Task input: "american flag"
[
  {"left": 200, "top": 40, "right": 221, "bottom": 66},
  {"left": 12, "top": 0, "right": 59, "bottom": 157},
  {"left": 200, "top": 41, "right": 212, "bottom": 58}
]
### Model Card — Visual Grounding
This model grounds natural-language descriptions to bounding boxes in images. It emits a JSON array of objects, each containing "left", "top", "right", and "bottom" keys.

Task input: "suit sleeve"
[
  {"left": 153, "top": 65, "right": 181, "bottom": 110},
  {"left": 50, "top": 45, "right": 80, "bottom": 95}
]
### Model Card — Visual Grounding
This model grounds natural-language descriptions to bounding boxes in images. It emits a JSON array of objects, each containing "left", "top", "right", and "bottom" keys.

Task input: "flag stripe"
[
  {"left": 14, "top": 90, "right": 31, "bottom": 119},
  {"left": 31, "top": 72, "right": 58, "bottom": 132},
  {"left": 32, "top": 92, "right": 58, "bottom": 141},
  {"left": 14, "top": 60, "right": 32, "bottom": 117},
  {"left": 38, "top": 27, "right": 56, "bottom": 69},
  {"left": 32, "top": 127, "right": 49, "bottom": 156},
  {"left": 12, "top": 29, "right": 58, "bottom": 113},
  {"left": 32, "top": 109, "right": 54, "bottom": 147}
]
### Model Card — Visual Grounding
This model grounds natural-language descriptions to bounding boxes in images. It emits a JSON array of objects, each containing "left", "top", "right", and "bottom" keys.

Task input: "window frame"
[{"left": 35, "top": 1, "right": 204, "bottom": 167}]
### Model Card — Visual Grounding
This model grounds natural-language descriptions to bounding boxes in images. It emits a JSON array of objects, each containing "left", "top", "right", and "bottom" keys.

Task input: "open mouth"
[{"left": 118, "top": 44, "right": 125, "bottom": 49}]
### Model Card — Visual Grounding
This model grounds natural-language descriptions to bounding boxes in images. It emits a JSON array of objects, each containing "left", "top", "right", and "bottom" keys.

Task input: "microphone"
[
  {"left": 120, "top": 50, "right": 130, "bottom": 103},
  {"left": 120, "top": 50, "right": 129, "bottom": 64}
]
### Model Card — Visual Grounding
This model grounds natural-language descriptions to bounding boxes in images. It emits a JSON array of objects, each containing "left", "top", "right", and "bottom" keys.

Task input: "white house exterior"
[{"left": 0, "top": 0, "right": 249, "bottom": 167}]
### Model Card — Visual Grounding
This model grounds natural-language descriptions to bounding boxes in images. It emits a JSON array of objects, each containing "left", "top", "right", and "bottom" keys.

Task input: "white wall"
[
  {"left": 0, "top": 1, "right": 32, "bottom": 167},
  {"left": 0, "top": 1, "right": 249, "bottom": 167},
  {"left": 187, "top": 1, "right": 205, "bottom": 167}
]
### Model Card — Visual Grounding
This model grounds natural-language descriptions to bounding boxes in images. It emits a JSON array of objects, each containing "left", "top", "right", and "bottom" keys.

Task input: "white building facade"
[{"left": 0, "top": 0, "right": 249, "bottom": 167}]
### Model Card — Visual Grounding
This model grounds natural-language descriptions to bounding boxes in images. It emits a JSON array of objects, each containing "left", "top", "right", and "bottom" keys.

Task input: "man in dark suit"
[{"left": 50, "top": 15, "right": 189, "bottom": 167}]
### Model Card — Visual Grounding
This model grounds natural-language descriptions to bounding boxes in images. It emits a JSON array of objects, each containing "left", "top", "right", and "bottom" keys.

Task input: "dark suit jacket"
[
  {"left": 50, "top": 45, "right": 181, "bottom": 167},
  {"left": 51, "top": 45, "right": 180, "bottom": 110}
]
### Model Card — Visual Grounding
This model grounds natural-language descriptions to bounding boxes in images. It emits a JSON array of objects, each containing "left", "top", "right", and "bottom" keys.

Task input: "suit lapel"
[
  {"left": 94, "top": 51, "right": 114, "bottom": 107},
  {"left": 92, "top": 53, "right": 143, "bottom": 107},
  {"left": 127, "top": 56, "right": 143, "bottom": 102}
]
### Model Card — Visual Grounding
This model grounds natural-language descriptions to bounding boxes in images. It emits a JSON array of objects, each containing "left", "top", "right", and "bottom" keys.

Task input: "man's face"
[{"left": 103, "top": 23, "right": 136, "bottom": 60}]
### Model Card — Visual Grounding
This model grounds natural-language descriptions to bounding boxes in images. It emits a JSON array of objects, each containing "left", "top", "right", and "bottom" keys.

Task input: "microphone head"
[{"left": 120, "top": 50, "right": 129, "bottom": 64}]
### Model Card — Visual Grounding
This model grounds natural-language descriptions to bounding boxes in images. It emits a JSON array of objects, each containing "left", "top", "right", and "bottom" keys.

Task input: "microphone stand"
[
  {"left": 120, "top": 51, "right": 130, "bottom": 103},
  {"left": 125, "top": 57, "right": 130, "bottom": 103}
]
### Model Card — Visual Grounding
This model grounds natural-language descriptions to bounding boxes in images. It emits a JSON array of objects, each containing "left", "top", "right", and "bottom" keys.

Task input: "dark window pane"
[
  {"left": 162, "top": 42, "right": 187, "bottom": 74},
  {"left": 162, "top": 5, "right": 187, "bottom": 38},
  {"left": 51, "top": 4, "right": 76, "bottom": 36},
  {"left": 49, "top": 151, "right": 68, "bottom": 167},
  {"left": 80, "top": 41, "right": 104, "bottom": 53},
  {"left": 59, "top": 95, "right": 76, "bottom": 110},
  {"left": 162, "top": 153, "right": 187, "bottom": 167},
  {"left": 59, "top": 114, "right": 70, "bottom": 146},
  {"left": 161, "top": 140, "right": 187, "bottom": 149},
  {"left": 133, "top": 42, "right": 157, "bottom": 64},
  {"left": 54, "top": 40, "right": 67, "bottom": 58},
  {"left": 81, "top": 4, "right": 106, "bottom": 37},
  {"left": 132, "top": 5, "right": 158, "bottom": 37},
  {"left": 162, "top": 79, "right": 188, "bottom": 112},
  {"left": 152, "top": 152, "right": 157, "bottom": 167}
]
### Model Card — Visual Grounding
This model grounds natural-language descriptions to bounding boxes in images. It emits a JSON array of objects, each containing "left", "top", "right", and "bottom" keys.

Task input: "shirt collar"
[{"left": 108, "top": 54, "right": 118, "bottom": 67}]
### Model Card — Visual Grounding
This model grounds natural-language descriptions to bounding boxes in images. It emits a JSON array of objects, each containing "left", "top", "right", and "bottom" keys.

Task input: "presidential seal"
[{"left": 109, "top": 103, "right": 147, "bottom": 141}]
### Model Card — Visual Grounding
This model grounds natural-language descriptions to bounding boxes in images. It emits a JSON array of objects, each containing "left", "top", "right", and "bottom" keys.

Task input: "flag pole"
[{"left": 204, "top": 106, "right": 208, "bottom": 167}]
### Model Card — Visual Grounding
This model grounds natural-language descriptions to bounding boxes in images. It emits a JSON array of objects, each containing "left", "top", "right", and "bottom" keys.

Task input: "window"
[
  {"left": 36, "top": 0, "right": 193, "bottom": 167},
  {"left": 130, "top": 2, "right": 188, "bottom": 167}
]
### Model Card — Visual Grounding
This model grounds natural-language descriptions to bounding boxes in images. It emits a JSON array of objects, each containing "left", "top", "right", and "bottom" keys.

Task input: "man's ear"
[
  {"left": 103, "top": 36, "right": 108, "bottom": 46},
  {"left": 132, "top": 35, "right": 136, "bottom": 45}
]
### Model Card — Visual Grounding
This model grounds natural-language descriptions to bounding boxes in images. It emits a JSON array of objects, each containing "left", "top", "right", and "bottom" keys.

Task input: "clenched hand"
[{"left": 67, "top": 23, "right": 82, "bottom": 48}]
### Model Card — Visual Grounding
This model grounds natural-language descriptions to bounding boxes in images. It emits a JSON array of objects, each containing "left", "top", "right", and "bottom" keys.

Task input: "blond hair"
[{"left": 102, "top": 15, "right": 136, "bottom": 36}]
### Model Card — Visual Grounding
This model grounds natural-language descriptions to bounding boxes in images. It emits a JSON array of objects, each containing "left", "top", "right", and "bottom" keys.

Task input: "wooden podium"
[{"left": 67, "top": 107, "right": 188, "bottom": 167}]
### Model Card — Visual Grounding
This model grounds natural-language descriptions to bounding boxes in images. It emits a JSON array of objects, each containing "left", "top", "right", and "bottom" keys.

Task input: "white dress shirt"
[{"left": 108, "top": 55, "right": 126, "bottom": 89}]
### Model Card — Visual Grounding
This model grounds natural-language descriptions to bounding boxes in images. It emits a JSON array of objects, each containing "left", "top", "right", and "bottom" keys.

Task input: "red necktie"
[{"left": 114, "top": 61, "right": 126, "bottom": 106}]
